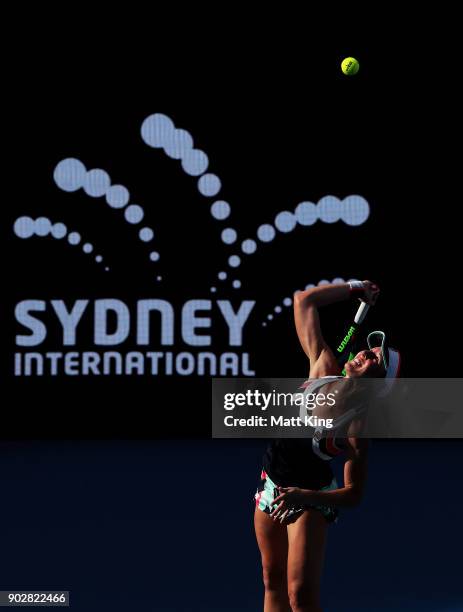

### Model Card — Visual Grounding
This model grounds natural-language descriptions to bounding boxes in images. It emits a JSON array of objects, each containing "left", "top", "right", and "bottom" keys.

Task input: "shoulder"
[{"left": 309, "top": 347, "right": 342, "bottom": 378}]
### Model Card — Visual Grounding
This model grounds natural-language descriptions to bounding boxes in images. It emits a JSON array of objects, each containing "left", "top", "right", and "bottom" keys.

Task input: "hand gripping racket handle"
[{"left": 354, "top": 301, "right": 370, "bottom": 325}]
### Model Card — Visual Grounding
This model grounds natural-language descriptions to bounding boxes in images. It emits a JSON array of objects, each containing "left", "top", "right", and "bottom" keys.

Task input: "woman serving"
[{"left": 254, "top": 280, "right": 400, "bottom": 612}]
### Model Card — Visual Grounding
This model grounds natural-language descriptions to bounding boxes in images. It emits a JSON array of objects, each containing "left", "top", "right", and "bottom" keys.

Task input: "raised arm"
[
  {"left": 293, "top": 280, "right": 379, "bottom": 377},
  {"left": 293, "top": 282, "right": 351, "bottom": 377}
]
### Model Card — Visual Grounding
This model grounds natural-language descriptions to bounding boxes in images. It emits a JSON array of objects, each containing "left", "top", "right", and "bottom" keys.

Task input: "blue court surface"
[{"left": 1, "top": 439, "right": 462, "bottom": 611}]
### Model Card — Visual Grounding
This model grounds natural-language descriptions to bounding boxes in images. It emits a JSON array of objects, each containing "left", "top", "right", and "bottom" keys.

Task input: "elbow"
[
  {"left": 294, "top": 289, "right": 317, "bottom": 309},
  {"left": 345, "top": 486, "right": 364, "bottom": 507}
]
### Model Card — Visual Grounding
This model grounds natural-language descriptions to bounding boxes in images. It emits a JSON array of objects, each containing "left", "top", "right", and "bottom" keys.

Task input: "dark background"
[
  {"left": 4, "top": 24, "right": 454, "bottom": 437},
  {"left": 2, "top": 439, "right": 462, "bottom": 611},
  {"left": 2, "top": 16, "right": 461, "bottom": 612}
]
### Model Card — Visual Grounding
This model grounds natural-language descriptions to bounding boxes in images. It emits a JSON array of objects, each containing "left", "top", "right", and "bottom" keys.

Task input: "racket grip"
[{"left": 354, "top": 301, "right": 370, "bottom": 325}]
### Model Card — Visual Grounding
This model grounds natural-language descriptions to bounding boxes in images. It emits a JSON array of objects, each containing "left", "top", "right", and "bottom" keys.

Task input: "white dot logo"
[
  {"left": 13, "top": 217, "right": 108, "bottom": 269},
  {"left": 53, "top": 158, "right": 160, "bottom": 277}
]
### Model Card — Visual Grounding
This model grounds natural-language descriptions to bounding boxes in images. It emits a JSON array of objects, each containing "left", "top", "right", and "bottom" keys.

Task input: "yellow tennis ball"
[{"left": 341, "top": 57, "right": 360, "bottom": 76}]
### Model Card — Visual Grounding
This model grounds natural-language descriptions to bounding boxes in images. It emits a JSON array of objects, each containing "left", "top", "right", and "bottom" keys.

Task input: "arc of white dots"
[
  {"left": 140, "top": 118, "right": 369, "bottom": 257},
  {"left": 140, "top": 113, "right": 240, "bottom": 245},
  {"left": 262, "top": 278, "right": 359, "bottom": 326},
  {"left": 13, "top": 216, "right": 109, "bottom": 270},
  {"left": 53, "top": 158, "right": 160, "bottom": 277},
  {"left": 211, "top": 272, "right": 241, "bottom": 293},
  {"left": 216, "top": 195, "right": 370, "bottom": 287}
]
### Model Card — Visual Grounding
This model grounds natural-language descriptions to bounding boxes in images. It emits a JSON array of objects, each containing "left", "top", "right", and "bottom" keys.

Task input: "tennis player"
[{"left": 254, "top": 280, "right": 400, "bottom": 612}]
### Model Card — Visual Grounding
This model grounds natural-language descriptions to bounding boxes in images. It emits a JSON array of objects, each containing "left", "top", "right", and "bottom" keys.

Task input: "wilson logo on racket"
[{"left": 337, "top": 326, "right": 356, "bottom": 352}]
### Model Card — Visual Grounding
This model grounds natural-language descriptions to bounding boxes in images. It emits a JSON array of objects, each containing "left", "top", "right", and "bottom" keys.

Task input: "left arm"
[{"left": 271, "top": 437, "right": 368, "bottom": 519}]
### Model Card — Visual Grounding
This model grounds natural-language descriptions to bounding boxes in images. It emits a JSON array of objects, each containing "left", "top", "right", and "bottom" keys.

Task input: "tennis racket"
[{"left": 336, "top": 301, "right": 370, "bottom": 375}]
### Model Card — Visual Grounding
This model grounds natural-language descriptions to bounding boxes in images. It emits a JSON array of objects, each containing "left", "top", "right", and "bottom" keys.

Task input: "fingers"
[
  {"left": 280, "top": 508, "right": 304, "bottom": 525},
  {"left": 363, "top": 280, "right": 380, "bottom": 293},
  {"left": 269, "top": 501, "right": 285, "bottom": 518},
  {"left": 363, "top": 287, "right": 380, "bottom": 305},
  {"left": 270, "top": 487, "right": 300, "bottom": 521}
]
